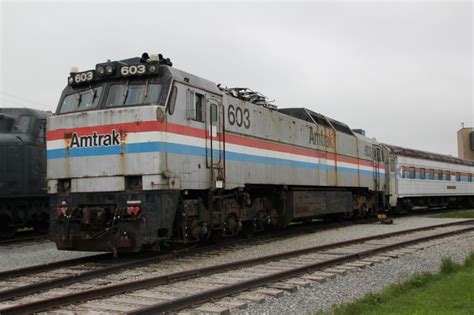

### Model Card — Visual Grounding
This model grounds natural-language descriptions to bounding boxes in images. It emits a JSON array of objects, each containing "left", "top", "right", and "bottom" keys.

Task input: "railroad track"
[
  {"left": 0, "top": 219, "right": 353, "bottom": 304},
  {"left": 0, "top": 220, "right": 472, "bottom": 314}
]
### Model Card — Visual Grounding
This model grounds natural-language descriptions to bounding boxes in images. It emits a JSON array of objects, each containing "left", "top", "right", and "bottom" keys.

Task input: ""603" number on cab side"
[{"left": 228, "top": 105, "right": 250, "bottom": 129}]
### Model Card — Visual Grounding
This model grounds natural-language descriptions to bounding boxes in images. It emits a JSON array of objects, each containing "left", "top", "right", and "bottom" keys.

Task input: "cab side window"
[
  {"left": 186, "top": 89, "right": 205, "bottom": 122},
  {"left": 195, "top": 93, "right": 204, "bottom": 122}
]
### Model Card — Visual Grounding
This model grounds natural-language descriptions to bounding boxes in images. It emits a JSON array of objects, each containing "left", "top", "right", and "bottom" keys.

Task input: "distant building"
[{"left": 457, "top": 127, "right": 474, "bottom": 160}]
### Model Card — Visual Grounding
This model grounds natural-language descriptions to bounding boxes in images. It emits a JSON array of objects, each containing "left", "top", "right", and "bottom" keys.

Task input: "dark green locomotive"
[{"left": 0, "top": 108, "right": 50, "bottom": 237}]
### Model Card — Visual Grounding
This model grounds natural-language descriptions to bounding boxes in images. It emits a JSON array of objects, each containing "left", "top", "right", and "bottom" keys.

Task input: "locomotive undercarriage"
[
  {"left": 50, "top": 185, "right": 384, "bottom": 253},
  {"left": 50, "top": 191, "right": 180, "bottom": 252},
  {"left": 0, "top": 197, "right": 49, "bottom": 238}
]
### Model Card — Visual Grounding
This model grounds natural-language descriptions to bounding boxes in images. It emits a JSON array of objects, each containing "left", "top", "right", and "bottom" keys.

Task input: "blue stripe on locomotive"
[{"left": 47, "top": 142, "right": 381, "bottom": 177}]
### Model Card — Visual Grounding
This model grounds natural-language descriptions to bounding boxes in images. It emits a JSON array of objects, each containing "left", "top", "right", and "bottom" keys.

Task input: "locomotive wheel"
[
  {"left": 242, "top": 221, "right": 255, "bottom": 239},
  {"left": 32, "top": 212, "right": 49, "bottom": 234},
  {"left": 0, "top": 215, "right": 16, "bottom": 239}
]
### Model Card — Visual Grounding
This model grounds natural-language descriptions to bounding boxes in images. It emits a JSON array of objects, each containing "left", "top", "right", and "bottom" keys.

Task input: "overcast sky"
[{"left": 1, "top": 1, "right": 472, "bottom": 156}]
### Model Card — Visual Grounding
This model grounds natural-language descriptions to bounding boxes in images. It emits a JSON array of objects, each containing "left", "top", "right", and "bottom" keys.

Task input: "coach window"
[
  {"left": 429, "top": 169, "right": 434, "bottom": 180},
  {"left": 456, "top": 172, "right": 461, "bottom": 181},
  {"left": 469, "top": 174, "right": 472, "bottom": 182},
  {"left": 420, "top": 168, "right": 425, "bottom": 180},
  {"left": 401, "top": 166, "right": 406, "bottom": 178},
  {"left": 438, "top": 170, "right": 443, "bottom": 180},
  {"left": 446, "top": 171, "right": 451, "bottom": 181},
  {"left": 409, "top": 167, "right": 415, "bottom": 179}
]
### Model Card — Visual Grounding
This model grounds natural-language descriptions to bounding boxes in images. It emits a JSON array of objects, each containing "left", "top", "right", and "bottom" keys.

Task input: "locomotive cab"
[
  {"left": 48, "top": 53, "right": 227, "bottom": 252},
  {"left": 48, "top": 54, "right": 182, "bottom": 252}
]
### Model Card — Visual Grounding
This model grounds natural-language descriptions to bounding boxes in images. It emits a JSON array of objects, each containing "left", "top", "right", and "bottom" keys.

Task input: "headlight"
[
  {"left": 68, "top": 77, "right": 74, "bottom": 84},
  {"left": 105, "top": 64, "right": 115, "bottom": 74},
  {"left": 97, "top": 66, "right": 105, "bottom": 75}
]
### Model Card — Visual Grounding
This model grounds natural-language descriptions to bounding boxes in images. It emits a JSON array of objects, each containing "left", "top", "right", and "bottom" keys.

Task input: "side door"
[
  {"left": 372, "top": 144, "right": 382, "bottom": 191},
  {"left": 205, "top": 95, "right": 225, "bottom": 190}
]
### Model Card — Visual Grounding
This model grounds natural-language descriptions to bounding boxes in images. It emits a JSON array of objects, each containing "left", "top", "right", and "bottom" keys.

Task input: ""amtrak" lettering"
[{"left": 70, "top": 130, "right": 120, "bottom": 148}]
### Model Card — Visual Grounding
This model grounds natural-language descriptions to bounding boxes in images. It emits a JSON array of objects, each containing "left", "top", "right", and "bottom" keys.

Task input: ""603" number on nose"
[{"left": 120, "top": 65, "right": 146, "bottom": 76}]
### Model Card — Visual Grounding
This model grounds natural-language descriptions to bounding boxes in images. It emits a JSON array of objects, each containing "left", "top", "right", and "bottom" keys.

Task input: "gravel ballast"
[
  {"left": 0, "top": 216, "right": 471, "bottom": 274},
  {"left": 244, "top": 232, "right": 474, "bottom": 314},
  {"left": 0, "top": 242, "right": 99, "bottom": 272}
]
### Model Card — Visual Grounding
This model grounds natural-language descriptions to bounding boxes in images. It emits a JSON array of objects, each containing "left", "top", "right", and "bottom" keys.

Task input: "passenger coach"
[{"left": 386, "top": 145, "right": 474, "bottom": 210}]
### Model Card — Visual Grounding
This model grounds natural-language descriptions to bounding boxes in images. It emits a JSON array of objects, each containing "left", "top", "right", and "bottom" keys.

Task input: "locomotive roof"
[
  {"left": 164, "top": 66, "right": 221, "bottom": 95},
  {"left": 385, "top": 144, "right": 474, "bottom": 167},
  {"left": 117, "top": 56, "right": 221, "bottom": 95},
  {"left": 278, "top": 107, "right": 356, "bottom": 136},
  {"left": 0, "top": 107, "right": 50, "bottom": 119}
]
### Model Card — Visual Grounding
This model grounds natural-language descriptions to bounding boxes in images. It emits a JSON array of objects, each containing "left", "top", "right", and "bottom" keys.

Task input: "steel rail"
[
  {"left": 1, "top": 220, "right": 472, "bottom": 315},
  {"left": 0, "top": 254, "right": 112, "bottom": 281},
  {"left": 0, "top": 253, "right": 171, "bottom": 302},
  {"left": 130, "top": 224, "right": 474, "bottom": 315},
  {"left": 0, "top": 235, "right": 49, "bottom": 247},
  {"left": 0, "top": 217, "right": 357, "bottom": 299}
]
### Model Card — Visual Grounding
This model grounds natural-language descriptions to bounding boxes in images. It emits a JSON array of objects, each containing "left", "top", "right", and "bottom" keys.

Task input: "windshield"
[
  {"left": 106, "top": 83, "right": 162, "bottom": 107},
  {"left": 60, "top": 87, "right": 102, "bottom": 114},
  {"left": 0, "top": 117, "right": 14, "bottom": 133},
  {"left": 0, "top": 115, "right": 30, "bottom": 134}
]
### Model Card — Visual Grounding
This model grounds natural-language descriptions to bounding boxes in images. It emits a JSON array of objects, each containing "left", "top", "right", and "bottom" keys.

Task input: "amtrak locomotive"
[{"left": 47, "top": 53, "right": 474, "bottom": 252}]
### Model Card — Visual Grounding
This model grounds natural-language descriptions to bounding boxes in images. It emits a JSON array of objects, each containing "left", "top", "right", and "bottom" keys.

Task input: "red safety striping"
[{"left": 47, "top": 120, "right": 384, "bottom": 169}]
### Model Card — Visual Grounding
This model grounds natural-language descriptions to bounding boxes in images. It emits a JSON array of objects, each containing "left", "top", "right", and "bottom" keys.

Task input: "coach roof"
[{"left": 386, "top": 144, "right": 474, "bottom": 167}]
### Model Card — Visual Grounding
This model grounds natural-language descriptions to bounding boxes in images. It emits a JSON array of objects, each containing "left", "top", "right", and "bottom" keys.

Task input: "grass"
[
  {"left": 321, "top": 252, "right": 474, "bottom": 315},
  {"left": 432, "top": 209, "right": 474, "bottom": 219}
]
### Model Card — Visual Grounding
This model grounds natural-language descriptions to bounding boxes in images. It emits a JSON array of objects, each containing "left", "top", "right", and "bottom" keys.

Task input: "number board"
[
  {"left": 120, "top": 65, "right": 147, "bottom": 76},
  {"left": 72, "top": 71, "right": 94, "bottom": 84}
]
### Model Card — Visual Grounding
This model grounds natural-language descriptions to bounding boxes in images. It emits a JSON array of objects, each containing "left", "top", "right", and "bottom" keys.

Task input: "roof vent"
[{"left": 217, "top": 86, "right": 277, "bottom": 109}]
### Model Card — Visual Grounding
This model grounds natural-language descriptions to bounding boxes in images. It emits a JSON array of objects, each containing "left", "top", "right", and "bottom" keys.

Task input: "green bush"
[{"left": 440, "top": 257, "right": 462, "bottom": 274}]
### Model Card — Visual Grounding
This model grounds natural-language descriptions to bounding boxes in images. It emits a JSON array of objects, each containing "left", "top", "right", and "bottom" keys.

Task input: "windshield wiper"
[
  {"left": 89, "top": 86, "right": 97, "bottom": 101},
  {"left": 75, "top": 92, "right": 82, "bottom": 107},
  {"left": 144, "top": 80, "right": 149, "bottom": 98},
  {"left": 122, "top": 81, "right": 129, "bottom": 105}
]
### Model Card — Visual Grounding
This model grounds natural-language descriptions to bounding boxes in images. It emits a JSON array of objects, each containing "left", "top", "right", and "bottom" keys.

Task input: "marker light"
[
  {"left": 127, "top": 200, "right": 142, "bottom": 216},
  {"left": 56, "top": 201, "right": 68, "bottom": 217},
  {"left": 127, "top": 206, "right": 141, "bottom": 216},
  {"left": 148, "top": 65, "right": 157, "bottom": 73}
]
